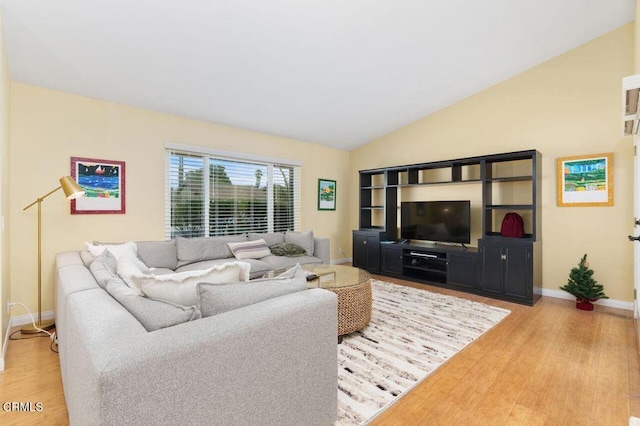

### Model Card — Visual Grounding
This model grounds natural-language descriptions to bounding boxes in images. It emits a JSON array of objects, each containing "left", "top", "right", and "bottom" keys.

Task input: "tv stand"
[
  {"left": 379, "top": 241, "right": 479, "bottom": 291},
  {"left": 403, "top": 249, "right": 448, "bottom": 284}
]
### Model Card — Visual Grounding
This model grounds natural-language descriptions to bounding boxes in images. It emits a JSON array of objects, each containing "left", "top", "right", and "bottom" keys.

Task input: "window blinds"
[{"left": 165, "top": 147, "right": 301, "bottom": 239}]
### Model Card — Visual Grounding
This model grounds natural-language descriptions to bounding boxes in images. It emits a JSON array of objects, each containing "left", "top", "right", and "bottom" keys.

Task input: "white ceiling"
[{"left": 0, "top": 1, "right": 635, "bottom": 150}]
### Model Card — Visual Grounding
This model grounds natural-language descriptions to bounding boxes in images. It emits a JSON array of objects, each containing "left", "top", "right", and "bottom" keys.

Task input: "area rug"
[{"left": 336, "top": 279, "right": 511, "bottom": 425}]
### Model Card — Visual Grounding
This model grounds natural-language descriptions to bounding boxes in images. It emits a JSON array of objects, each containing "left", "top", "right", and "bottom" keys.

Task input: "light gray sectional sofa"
[
  {"left": 92, "top": 231, "right": 330, "bottom": 279},
  {"left": 55, "top": 231, "right": 338, "bottom": 425}
]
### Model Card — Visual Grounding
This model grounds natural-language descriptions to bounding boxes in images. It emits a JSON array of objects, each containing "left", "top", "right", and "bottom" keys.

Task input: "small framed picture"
[
  {"left": 71, "top": 157, "right": 126, "bottom": 214},
  {"left": 318, "top": 178, "right": 336, "bottom": 211},
  {"left": 557, "top": 153, "right": 613, "bottom": 207}
]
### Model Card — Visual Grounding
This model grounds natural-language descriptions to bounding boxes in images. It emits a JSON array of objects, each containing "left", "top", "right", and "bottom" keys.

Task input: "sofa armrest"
[
  {"left": 314, "top": 237, "right": 330, "bottom": 264},
  {"left": 64, "top": 288, "right": 338, "bottom": 426}
]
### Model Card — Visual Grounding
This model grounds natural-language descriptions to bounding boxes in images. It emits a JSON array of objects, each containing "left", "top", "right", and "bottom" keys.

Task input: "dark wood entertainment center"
[{"left": 353, "top": 149, "right": 541, "bottom": 305}]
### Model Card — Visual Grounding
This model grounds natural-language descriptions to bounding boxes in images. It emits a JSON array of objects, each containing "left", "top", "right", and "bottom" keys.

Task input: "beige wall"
[
  {"left": 0, "top": 8, "right": 10, "bottom": 356},
  {"left": 5, "top": 20, "right": 637, "bottom": 319},
  {"left": 636, "top": 0, "right": 640, "bottom": 72},
  {"left": 350, "top": 24, "right": 635, "bottom": 302},
  {"left": 9, "top": 84, "right": 351, "bottom": 315}
]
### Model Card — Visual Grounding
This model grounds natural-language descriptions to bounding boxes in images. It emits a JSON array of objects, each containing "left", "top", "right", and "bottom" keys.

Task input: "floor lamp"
[{"left": 21, "top": 176, "right": 85, "bottom": 334}]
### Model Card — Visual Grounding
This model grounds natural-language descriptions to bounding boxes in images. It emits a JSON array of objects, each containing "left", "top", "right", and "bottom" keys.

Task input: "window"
[{"left": 165, "top": 144, "right": 301, "bottom": 239}]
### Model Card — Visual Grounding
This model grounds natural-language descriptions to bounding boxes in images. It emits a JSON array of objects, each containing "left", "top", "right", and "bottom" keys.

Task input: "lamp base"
[{"left": 21, "top": 319, "right": 55, "bottom": 334}]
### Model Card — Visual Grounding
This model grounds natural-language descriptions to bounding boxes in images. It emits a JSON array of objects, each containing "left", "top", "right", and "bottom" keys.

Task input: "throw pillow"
[
  {"left": 269, "top": 242, "right": 307, "bottom": 257},
  {"left": 105, "top": 277, "right": 202, "bottom": 332},
  {"left": 136, "top": 240, "right": 178, "bottom": 270},
  {"left": 227, "top": 239, "right": 271, "bottom": 260},
  {"left": 197, "top": 264, "right": 307, "bottom": 317},
  {"left": 284, "top": 230, "right": 314, "bottom": 256},
  {"left": 80, "top": 249, "right": 95, "bottom": 267},
  {"left": 89, "top": 250, "right": 118, "bottom": 289},
  {"left": 116, "top": 256, "right": 151, "bottom": 294},
  {"left": 85, "top": 241, "right": 139, "bottom": 261},
  {"left": 135, "top": 261, "right": 251, "bottom": 307},
  {"left": 88, "top": 242, "right": 149, "bottom": 267}
]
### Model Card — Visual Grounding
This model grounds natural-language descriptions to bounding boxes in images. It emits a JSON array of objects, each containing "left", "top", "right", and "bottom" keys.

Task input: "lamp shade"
[{"left": 59, "top": 176, "right": 85, "bottom": 200}]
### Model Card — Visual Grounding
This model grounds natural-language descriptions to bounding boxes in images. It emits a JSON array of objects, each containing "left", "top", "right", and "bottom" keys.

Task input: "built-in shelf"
[
  {"left": 356, "top": 149, "right": 541, "bottom": 306},
  {"left": 486, "top": 204, "right": 534, "bottom": 209},
  {"left": 358, "top": 149, "right": 540, "bottom": 241},
  {"left": 485, "top": 176, "right": 532, "bottom": 182}
]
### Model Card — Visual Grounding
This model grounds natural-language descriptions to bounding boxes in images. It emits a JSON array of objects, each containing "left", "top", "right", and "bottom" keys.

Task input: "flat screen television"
[{"left": 400, "top": 201, "right": 471, "bottom": 244}]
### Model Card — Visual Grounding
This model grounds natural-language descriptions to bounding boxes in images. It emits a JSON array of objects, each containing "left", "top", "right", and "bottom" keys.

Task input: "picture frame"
[
  {"left": 557, "top": 153, "right": 613, "bottom": 207},
  {"left": 71, "top": 157, "right": 126, "bottom": 214},
  {"left": 318, "top": 178, "right": 336, "bottom": 211}
]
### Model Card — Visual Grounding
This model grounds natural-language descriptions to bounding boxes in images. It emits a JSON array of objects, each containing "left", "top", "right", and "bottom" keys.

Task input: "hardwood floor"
[
  {"left": 370, "top": 275, "right": 640, "bottom": 425},
  {"left": 0, "top": 329, "right": 67, "bottom": 425},
  {"left": 1, "top": 275, "right": 638, "bottom": 425}
]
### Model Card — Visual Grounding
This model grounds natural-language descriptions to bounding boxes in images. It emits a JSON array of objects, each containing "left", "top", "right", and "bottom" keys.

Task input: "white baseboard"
[
  {"left": 541, "top": 288, "right": 634, "bottom": 311},
  {"left": 9, "top": 310, "right": 55, "bottom": 327},
  {"left": 328, "top": 263, "right": 636, "bottom": 310},
  {"left": 1, "top": 316, "right": 12, "bottom": 372}
]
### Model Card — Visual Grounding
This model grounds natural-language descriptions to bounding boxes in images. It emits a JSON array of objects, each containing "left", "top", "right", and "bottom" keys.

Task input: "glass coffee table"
[{"left": 301, "top": 264, "right": 372, "bottom": 340}]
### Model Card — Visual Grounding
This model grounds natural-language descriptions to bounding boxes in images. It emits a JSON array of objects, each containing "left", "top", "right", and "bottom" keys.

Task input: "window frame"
[{"left": 165, "top": 143, "right": 301, "bottom": 239}]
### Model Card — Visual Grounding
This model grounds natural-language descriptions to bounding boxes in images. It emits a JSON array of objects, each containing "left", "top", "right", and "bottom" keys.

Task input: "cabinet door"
[
  {"left": 480, "top": 243, "right": 503, "bottom": 295},
  {"left": 352, "top": 233, "right": 367, "bottom": 269},
  {"left": 382, "top": 246, "right": 403, "bottom": 275},
  {"left": 364, "top": 235, "right": 380, "bottom": 272},
  {"left": 504, "top": 244, "right": 531, "bottom": 299},
  {"left": 353, "top": 231, "right": 380, "bottom": 272},
  {"left": 447, "top": 253, "right": 477, "bottom": 289}
]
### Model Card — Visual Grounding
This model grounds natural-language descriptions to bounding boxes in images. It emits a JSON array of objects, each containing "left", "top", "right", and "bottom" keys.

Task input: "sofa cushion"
[
  {"left": 197, "top": 264, "right": 307, "bottom": 317},
  {"left": 269, "top": 242, "right": 307, "bottom": 257},
  {"left": 88, "top": 250, "right": 118, "bottom": 289},
  {"left": 137, "top": 240, "right": 178, "bottom": 270},
  {"left": 134, "top": 261, "right": 251, "bottom": 306},
  {"left": 105, "top": 277, "right": 202, "bottom": 332},
  {"left": 176, "top": 258, "right": 274, "bottom": 280},
  {"left": 228, "top": 239, "right": 271, "bottom": 260},
  {"left": 285, "top": 231, "right": 314, "bottom": 256},
  {"left": 248, "top": 232, "right": 285, "bottom": 247},
  {"left": 149, "top": 267, "right": 178, "bottom": 276},
  {"left": 176, "top": 235, "right": 247, "bottom": 267},
  {"left": 260, "top": 254, "right": 323, "bottom": 271}
]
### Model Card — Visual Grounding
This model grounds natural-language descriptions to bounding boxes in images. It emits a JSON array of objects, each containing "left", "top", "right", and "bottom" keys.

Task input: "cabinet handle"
[{"left": 501, "top": 254, "right": 507, "bottom": 260}]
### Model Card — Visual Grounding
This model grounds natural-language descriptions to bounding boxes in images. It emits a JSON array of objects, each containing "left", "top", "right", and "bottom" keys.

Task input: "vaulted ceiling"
[{"left": 0, "top": 0, "right": 635, "bottom": 150}]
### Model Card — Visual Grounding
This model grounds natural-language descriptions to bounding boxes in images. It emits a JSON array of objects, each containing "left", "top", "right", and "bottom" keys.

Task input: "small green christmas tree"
[{"left": 560, "top": 254, "right": 608, "bottom": 303}]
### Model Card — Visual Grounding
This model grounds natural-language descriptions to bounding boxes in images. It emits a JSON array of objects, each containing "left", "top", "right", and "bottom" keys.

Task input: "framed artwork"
[
  {"left": 557, "top": 153, "right": 613, "bottom": 207},
  {"left": 318, "top": 178, "right": 336, "bottom": 211},
  {"left": 71, "top": 157, "right": 126, "bottom": 214}
]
